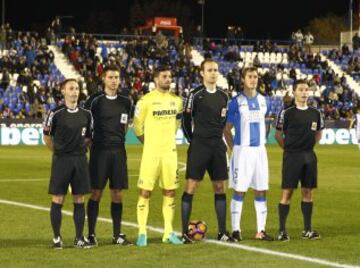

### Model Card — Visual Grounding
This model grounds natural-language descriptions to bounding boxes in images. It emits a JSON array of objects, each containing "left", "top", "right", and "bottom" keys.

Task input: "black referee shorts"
[
  {"left": 186, "top": 137, "right": 228, "bottom": 181},
  {"left": 49, "top": 154, "right": 90, "bottom": 195},
  {"left": 89, "top": 147, "right": 128, "bottom": 190},
  {"left": 282, "top": 151, "right": 318, "bottom": 189}
]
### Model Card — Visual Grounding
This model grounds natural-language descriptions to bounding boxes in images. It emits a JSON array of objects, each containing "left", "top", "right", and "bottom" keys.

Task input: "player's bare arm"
[
  {"left": 223, "top": 122, "right": 234, "bottom": 151},
  {"left": 44, "top": 135, "right": 53, "bottom": 151},
  {"left": 275, "top": 129, "right": 284, "bottom": 149}
]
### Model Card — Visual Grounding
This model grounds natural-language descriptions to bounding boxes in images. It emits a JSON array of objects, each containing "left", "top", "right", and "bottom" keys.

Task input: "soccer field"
[{"left": 0, "top": 145, "right": 359, "bottom": 268}]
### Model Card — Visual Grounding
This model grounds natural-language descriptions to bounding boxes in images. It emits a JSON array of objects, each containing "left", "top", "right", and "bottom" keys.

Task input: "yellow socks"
[
  {"left": 162, "top": 196, "right": 175, "bottom": 241},
  {"left": 137, "top": 196, "right": 150, "bottom": 235}
]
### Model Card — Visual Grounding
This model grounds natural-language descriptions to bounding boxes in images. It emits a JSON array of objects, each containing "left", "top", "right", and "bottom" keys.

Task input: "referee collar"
[
  {"left": 296, "top": 105, "right": 309, "bottom": 110},
  {"left": 205, "top": 88, "right": 217, "bottom": 94},
  {"left": 105, "top": 94, "right": 118, "bottom": 100},
  {"left": 66, "top": 107, "right": 79, "bottom": 113}
]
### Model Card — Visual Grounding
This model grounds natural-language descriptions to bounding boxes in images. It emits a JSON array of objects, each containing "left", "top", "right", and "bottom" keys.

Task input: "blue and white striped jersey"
[{"left": 226, "top": 93, "right": 271, "bottom": 147}]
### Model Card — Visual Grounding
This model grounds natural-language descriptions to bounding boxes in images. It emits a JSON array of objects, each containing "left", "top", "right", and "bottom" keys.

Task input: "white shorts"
[{"left": 229, "top": 145, "right": 269, "bottom": 192}]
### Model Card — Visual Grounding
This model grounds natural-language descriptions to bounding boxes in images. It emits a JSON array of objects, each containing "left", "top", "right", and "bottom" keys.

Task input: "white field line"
[{"left": 0, "top": 199, "right": 359, "bottom": 268}]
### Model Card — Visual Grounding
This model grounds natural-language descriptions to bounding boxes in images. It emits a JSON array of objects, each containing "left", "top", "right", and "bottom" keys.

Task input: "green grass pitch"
[{"left": 0, "top": 145, "right": 359, "bottom": 267}]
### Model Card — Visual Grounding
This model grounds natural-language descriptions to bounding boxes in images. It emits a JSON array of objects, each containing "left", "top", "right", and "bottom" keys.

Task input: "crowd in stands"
[
  {"left": 0, "top": 24, "right": 64, "bottom": 119},
  {"left": 195, "top": 29, "right": 359, "bottom": 120},
  {"left": 61, "top": 30, "right": 199, "bottom": 108},
  {"left": 1, "top": 22, "right": 359, "bottom": 121}
]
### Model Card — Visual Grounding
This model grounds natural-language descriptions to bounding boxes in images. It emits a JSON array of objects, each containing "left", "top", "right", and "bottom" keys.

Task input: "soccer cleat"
[
  {"left": 52, "top": 236, "right": 63, "bottom": 249},
  {"left": 302, "top": 230, "right": 321, "bottom": 240},
  {"left": 87, "top": 234, "right": 98, "bottom": 246},
  {"left": 113, "top": 234, "right": 133, "bottom": 246},
  {"left": 182, "top": 232, "right": 195, "bottom": 244},
  {"left": 217, "top": 232, "right": 235, "bottom": 242},
  {"left": 255, "top": 231, "right": 274, "bottom": 241},
  {"left": 74, "top": 236, "right": 91, "bottom": 248},
  {"left": 231, "top": 230, "right": 242, "bottom": 242},
  {"left": 163, "top": 233, "right": 183, "bottom": 245},
  {"left": 278, "top": 231, "right": 290, "bottom": 242},
  {"left": 136, "top": 234, "right": 147, "bottom": 247}
]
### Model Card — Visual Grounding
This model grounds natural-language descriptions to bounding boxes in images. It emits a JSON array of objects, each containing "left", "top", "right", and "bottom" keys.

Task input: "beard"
[{"left": 160, "top": 84, "right": 170, "bottom": 91}]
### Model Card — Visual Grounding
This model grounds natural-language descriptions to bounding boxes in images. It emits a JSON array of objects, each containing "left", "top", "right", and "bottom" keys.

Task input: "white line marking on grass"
[
  {"left": 205, "top": 240, "right": 359, "bottom": 268},
  {"left": 0, "top": 199, "right": 359, "bottom": 268}
]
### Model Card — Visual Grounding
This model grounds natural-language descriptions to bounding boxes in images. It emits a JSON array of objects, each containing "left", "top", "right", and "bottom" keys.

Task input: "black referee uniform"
[
  {"left": 43, "top": 105, "right": 93, "bottom": 195},
  {"left": 276, "top": 106, "right": 324, "bottom": 189},
  {"left": 181, "top": 85, "right": 230, "bottom": 238},
  {"left": 182, "top": 85, "right": 229, "bottom": 181},
  {"left": 84, "top": 91, "right": 132, "bottom": 190}
]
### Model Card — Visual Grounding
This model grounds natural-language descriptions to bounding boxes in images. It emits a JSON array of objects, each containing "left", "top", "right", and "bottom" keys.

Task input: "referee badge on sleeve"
[
  {"left": 120, "top": 113, "right": 128, "bottom": 124},
  {"left": 311, "top": 122, "right": 317, "bottom": 131},
  {"left": 221, "top": 108, "right": 227, "bottom": 117}
]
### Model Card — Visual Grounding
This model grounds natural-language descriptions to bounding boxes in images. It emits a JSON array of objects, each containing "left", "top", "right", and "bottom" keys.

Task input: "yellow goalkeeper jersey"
[{"left": 133, "top": 90, "right": 183, "bottom": 154}]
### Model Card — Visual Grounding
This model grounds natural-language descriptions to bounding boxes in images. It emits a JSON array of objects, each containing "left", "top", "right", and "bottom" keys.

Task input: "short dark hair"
[
  {"left": 60, "top": 78, "right": 78, "bottom": 90},
  {"left": 103, "top": 65, "right": 120, "bottom": 75},
  {"left": 293, "top": 79, "right": 308, "bottom": 91},
  {"left": 241, "top": 66, "right": 258, "bottom": 78},
  {"left": 200, "top": 59, "right": 218, "bottom": 71},
  {"left": 153, "top": 65, "right": 172, "bottom": 78}
]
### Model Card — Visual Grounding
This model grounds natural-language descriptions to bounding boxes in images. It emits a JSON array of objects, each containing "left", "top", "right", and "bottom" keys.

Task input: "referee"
[
  {"left": 181, "top": 59, "right": 233, "bottom": 243},
  {"left": 275, "top": 79, "right": 324, "bottom": 241},
  {"left": 43, "top": 79, "right": 93, "bottom": 249},
  {"left": 84, "top": 65, "right": 132, "bottom": 246}
]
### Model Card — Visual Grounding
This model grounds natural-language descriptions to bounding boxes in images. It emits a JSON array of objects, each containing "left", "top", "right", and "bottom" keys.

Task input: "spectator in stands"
[
  {"left": 333, "top": 81, "right": 344, "bottom": 101},
  {"left": 235, "top": 26, "right": 243, "bottom": 45},
  {"left": 193, "top": 25, "right": 204, "bottom": 48},
  {"left": 120, "top": 27, "right": 129, "bottom": 36},
  {"left": 308, "top": 78, "right": 319, "bottom": 95},
  {"left": 341, "top": 43, "right": 351, "bottom": 56},
  {"left": 324, "top": 103, "right": 338, "bottom": 120},
  {"left": 264, "top": 40, "right": 274, "bottom": 52},
  {"left": 23, "top": 44, "right": 36, "bottom": 67},
  {"left": 352, "top": 33, "right": 360, "bottom": 50},
  {"left": 2, "top": 105, "right": 13, "bottom": 118},
  {"left": 283, "top": 91, "right": 294, "bottom": 109},
  {"left": 45, "top": 27, "right": 56, "bottom": 45},
  {"left": 0, "top": 25, "right": 6, "bottom": 50},
  {"left": 292, "top": 29, "right": 304, "bottom": 48},
  {"left": 253, "top": 41, "right": 263, "bottom": 52},
  {"left": 253, "top": 54, "right": 261, "bottom": 68},
  {"left": 51, "top": 17, "right": 62, "bottom": 40},
  {"left": 304, "top": 32, "right": 314, "bottom": 53},
  {"left": 226, "top": 26, "right": 236, "bottom": 46},
  {"left": 5, "top": 23, "right": 14, "bottom": 49},
  {"left": 155, "top": 31, "right": 168, "bottom": 50},
  {"left": 17, "top": 68, "right": 32, "bottom": 87},
  {"left": 289, "top": 68, "right": 297, "bottom": 81},
  {"left": 0, "top": 69, "right": 10, "bottom": 89}
]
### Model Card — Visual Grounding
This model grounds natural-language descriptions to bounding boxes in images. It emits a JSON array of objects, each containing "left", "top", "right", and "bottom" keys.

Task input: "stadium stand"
[
  {"left": 0, "top": 28, "right": 65, "bottom": 119},
  {"left": 1, "top": 24, "right": 359, "bottom": 121}
]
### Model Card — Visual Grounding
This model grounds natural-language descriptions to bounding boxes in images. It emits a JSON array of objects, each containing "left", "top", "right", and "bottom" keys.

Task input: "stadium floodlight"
[
  {"left": 350, "top": 0, "right": 353, "bottom": 41},
  {"left": 197, "top": 0, "right": 205, "bottom": 35},
  {"left": 2, "top": 0, "right": 5, "bottom": 26}
]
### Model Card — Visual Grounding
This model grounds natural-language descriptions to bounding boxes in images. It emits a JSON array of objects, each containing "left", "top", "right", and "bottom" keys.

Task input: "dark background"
[{"left": 4, "top": 0, "right": 351, "bottom": 39}]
